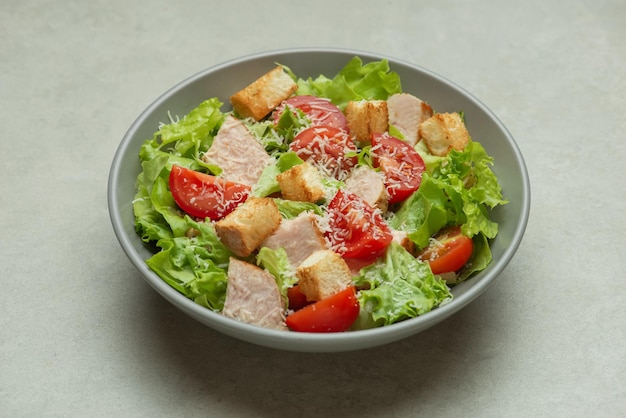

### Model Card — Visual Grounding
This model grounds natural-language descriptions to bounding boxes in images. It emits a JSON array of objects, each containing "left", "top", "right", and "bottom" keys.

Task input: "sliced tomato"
[
  {"left": 168, "top": 165, "right": 250, "bottom": 221},
  {"left": 290, "top": 125, "right": 357, "bottom": 180},
  {"left": 274, "top": 95, "right": 349, "bottom": 131},
  {"left": 285, "top": 286, "right": 360, "bottom": 333},
  {"left": 287, "top": 285, "right": 311, "bottom": 311},
  {"left": 325, "top": 190, "right": 393, "bottom": 259},
  {"left": 371, "top": 132, "right": 425, "bottom": 204},
  {"left": 417, "top": 226, "right": 474, "bottom": 274}
]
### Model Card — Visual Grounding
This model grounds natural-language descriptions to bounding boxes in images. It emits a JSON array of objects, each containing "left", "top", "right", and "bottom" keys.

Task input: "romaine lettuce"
[
  {"left": 389, "top": 140, "right": 506, "bottom": 283},
  {"left": 133, "top": 98, "right": 231, "bottom": 309},
  {"left": 430, "top": 140, "right": 507, "bottom": 239},
  {"left": 352, "top": 243, "right": 452, "bottom": 329},
  {"left": 146, "top": 217, "right": 232, "bottom": 311},
  {"left": 132, "top": 57, "right": 506, "bottom": 322},
  {"left": 294, "top": 56, "right": 402, "bottom": 110},
  {"left": 256, "top": 247, "right": 298, "bottom": 308}
]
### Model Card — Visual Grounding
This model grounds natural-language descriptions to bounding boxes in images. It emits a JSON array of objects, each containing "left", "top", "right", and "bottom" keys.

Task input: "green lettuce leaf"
[
  {"left": 391, "top": 140, "right": 507, "bottom": 247},
  {"left": 245, "top": 106, "right": 310, "bottom": 156},
  {"left": 133, "top": 172, "right": 173, "bottom": 243},
  {"left": 132, "top": 99, "right": 232, "bottom": 310},
  {"left": 155, "top": 98, "right": 225, "bottom": 153},
  {"left": 388, "top": 173, "right": 449, "bottom": 249},
  {"left": 252, "top": 152, "right": 303, "bottom": 197},
  {"left": 295, "top": 56, "right": 402, "bottom": 110},
  {"left": 352, "top": 243, "right": 452, "bottom": 329},
  {"left": 272, "top": 198, "right": 324, "bottom": 219},
  {"left": 146, "top": 217, "right": 232, "bottom": 311},
  {"left": 430, "top": 140, "right": 507, "bottom": 239},
  {"left": 256, "top": 247, "right": 298, "bottom": 308}
]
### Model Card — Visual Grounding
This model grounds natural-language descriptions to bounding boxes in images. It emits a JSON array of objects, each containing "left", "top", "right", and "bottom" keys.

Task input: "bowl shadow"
[{"left": 126, "top": 269, "right": 509, "bottom": 417}]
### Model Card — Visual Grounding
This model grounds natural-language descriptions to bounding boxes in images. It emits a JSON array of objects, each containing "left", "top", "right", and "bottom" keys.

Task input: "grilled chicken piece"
[
  {"left": 387, "top": 93, "right": 433, "bottom": 146},
  {"left": 222, "top": 258, "right": 286, "bottom": 330},
  {"left": 202, "top": 115, "right": 273, "bottom": 187},
  {"left": 343, "top": 165, "right": 388, "bottom": 212},
  {"left": 262, "top": 212, "right": 328, "bottom": 268}
]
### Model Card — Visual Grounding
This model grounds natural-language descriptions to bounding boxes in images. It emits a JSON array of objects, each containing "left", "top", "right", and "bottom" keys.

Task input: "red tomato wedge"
[
  {"left": 371, "top": 132, "right": 425, "bottom": 204},
  {"left": 325, "top": 190, "right": 393, "bottom": 259},
  {"left": 274, "top": 95, "right": 349, "bottom": 131},
  {"left": 285, "top": 286, "right": 360, "bottom": 333},
  {"left": 417, "top": 226, "right": 474, "bottom": 274},
  {"left": 169, "top": 165, "right": 250, "bottom": 221},
  {"left": 290, "top": 125, "right": 358, "bottom": 180}
]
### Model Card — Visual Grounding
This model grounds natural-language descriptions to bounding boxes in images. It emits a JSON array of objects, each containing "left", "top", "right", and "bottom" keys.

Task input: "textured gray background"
[{"left": 2, "top": 0, "right": 625, "bottom": 416}]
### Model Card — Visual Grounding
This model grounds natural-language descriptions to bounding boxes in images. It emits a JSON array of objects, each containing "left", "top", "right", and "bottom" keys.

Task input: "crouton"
[
  {"left": 276, "top": 162, "right": 325, "bottom": 203},
  {"left": 418, "top": 112, "right": 470, "bottom": 156},
  {"left": 391, "top": 230, "right": 415, "bottom": 254},
  {"left": 215, "top": 198, "right": 282, "bottom": 257},
  {"left": 230, "top": 66, "right": 298, "bottom": 121},
  {"left": 345, "top": 100, "right": 388, "bottom": 146},
  {"left": 296, "top": 250, "right": 353, "bottom": 302}
]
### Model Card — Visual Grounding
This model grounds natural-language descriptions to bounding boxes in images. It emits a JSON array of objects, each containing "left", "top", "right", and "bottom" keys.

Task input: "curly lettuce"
[
  {"left": 352, "top": 243, "right": 452, "bottom": 329},
  {"left": 293, "top": 56, "right": 402, "bottom": 110},
  {"left": 389, "top": 139, "right": 507, "bottom": 284}
]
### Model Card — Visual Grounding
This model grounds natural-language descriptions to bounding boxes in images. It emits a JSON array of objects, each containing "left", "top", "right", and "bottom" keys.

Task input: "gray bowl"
[{"left": 108, "top": 48, "right": 530, "bottom": 352}]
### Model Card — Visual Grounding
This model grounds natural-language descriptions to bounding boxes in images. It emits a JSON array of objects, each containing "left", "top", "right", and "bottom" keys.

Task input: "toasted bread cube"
[
  {"left": 276, "top": 162, "right": 325, "bottom": 203},
  {"left": 230, "top": 66, "right": 298, "bottom": 121},
  {"left": 345, "top": 100, "right": 388, "bottom": 145},
  {"left": 215, "top": 198, "right": 282, "bottom": 257},
  {"left": 391, "top": 230, "right": 415, "bottom": 254},
  {"left": 418, "top": 112, "right": 470, "bottom": 156},
  {"left": 296, "top": 250, "right": 353, "bottom": 302}
]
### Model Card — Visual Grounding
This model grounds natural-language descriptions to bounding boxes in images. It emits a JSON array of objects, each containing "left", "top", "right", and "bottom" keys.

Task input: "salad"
[{"left": 133, "top": 57, "right": 507, "bottom": 332}]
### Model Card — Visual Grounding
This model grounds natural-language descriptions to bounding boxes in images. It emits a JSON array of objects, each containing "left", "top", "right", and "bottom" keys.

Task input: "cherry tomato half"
[
  {"left": 285, "top": 286, "right": 360, "bottom": 333},
  {"left": 417, "top": 226, "right": 474, "bottom": 274},
  {"left": 371, "top": 132, "right": 425, "bottom": 204},
  {"left": 290, "top": 125, "right": 357, "bottom": 180},
  {"left": 325, "top": 190, "right": 393, "bottom": 259},
  {"left": 169, "top": 165, "right": 250, "bottom": 221},
  {"left": 274, "top": 95, "right": 349, "bottom": 131}
]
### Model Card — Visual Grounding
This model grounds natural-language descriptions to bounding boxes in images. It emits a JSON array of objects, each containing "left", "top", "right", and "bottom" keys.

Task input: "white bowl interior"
[{"left": 108, "top": 48, "right": 530, "bottom": 352}]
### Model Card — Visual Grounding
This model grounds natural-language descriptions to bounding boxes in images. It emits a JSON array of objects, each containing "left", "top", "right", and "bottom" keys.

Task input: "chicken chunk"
[
  {"left": 202, "top": 115, "right": 273, "bottom": 187},
  {"left": 262, "top": 212, "right": 328, "bottom": 268},
  {"left": 222, "top": 258, "right": 286, "bottom": 330},
  {"left": 343, "top": 165, "right": 388, "bottom": 212},
  {"left": 387, "top": 93, "right": 433, "bottom": 146}
]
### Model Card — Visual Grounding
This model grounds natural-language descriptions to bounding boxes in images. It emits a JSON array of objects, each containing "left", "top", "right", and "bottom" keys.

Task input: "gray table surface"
[{"left": 2, "top": 0, "right": 625, "bottom": 416}]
